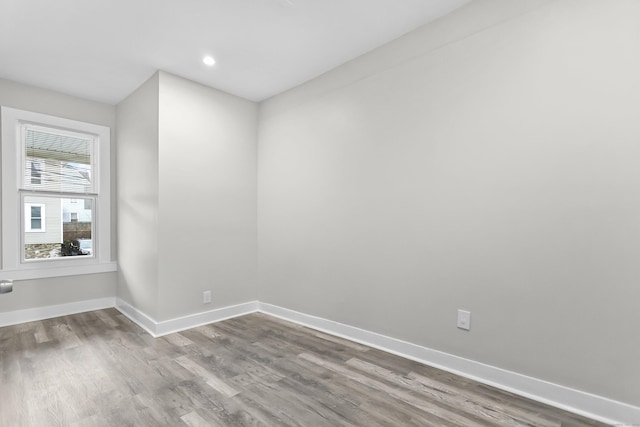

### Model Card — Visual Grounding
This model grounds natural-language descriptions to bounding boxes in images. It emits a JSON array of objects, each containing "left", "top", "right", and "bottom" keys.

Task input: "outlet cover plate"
[
  {"left": 203, "top": 291, "right": 212, "bottom": 304},
  {"left": 457, "top": 309, "right": 471, "bottom": 330}
]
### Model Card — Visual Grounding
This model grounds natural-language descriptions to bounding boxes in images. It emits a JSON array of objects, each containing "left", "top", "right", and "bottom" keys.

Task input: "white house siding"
[{"left": 62, "top": 198, "right": 92, "bottom": 223}]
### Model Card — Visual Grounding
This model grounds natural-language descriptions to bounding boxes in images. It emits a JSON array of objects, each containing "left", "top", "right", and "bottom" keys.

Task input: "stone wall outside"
[{"left": 25, "top": 243, "right": 60, "bottom": 259}]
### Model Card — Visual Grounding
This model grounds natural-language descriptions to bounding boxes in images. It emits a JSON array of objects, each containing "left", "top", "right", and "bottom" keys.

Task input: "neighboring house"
[
  {"left": 24, "top": 195, "right": 62, "bottom": 245},
  {"left": 62, "top": 198, "right": 92, "bottom": 223}
]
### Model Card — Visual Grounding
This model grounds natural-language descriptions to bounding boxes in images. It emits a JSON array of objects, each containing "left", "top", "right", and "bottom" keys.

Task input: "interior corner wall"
[
  {"left": 157, "top": 71, "right": 258, "bottom": 321},
  {"left": 0, "top": 78, "right": 117, "bottom": 313},
  {"left": 116, "top": 72, "right": 161, "bottom": 319},
  {"left": 257, "top": 0, "right": 640, "bottom": 407}
]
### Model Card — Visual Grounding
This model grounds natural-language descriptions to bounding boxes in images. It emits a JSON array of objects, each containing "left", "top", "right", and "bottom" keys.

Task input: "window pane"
[
  {"left": 24, "top": 195, "right": 94, "bottom": 260},
  {"left": 22, "top": 126, "right": 94, "bottom": 193}
]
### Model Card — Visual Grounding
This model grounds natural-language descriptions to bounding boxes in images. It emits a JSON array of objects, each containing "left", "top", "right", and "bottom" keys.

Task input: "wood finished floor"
[{"left": 0, "top": 309, "right": 605, "bottom": 427}]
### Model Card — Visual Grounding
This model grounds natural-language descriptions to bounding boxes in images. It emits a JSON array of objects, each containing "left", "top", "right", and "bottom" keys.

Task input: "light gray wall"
[
  {"left": 0, "top": 274, "right": 116, "bottom": 312},
  {"left": 0, "top": 78, "right": 116, "bottom": 127},
  {"left": 157, "top": 71, "right": 258, "bottom": 321},
  {"left": 0, "top": 78, "right": 117, "bottom": 312},
  {"left": 258, "top": 0, "right": 640, "bottom": 407},
  {"left": 115, "top": 72, "right": 258, "bottom": 322},
  {"left": 115, "top": 73, "right": 161, "bottom": 319}
]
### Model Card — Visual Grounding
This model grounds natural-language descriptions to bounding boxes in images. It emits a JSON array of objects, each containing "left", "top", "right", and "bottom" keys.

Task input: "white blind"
[{"left": 21, "top": 126, "right": 95, "bottom": 194}]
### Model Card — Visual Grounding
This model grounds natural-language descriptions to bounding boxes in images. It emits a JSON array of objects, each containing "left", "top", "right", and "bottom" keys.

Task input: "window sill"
[{"left": 0, "top": 262, "right": 117, "bottom": 281}]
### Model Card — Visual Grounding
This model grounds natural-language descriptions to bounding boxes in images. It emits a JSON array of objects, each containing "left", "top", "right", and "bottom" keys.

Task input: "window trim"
[{"left": 1, "top": 107, "right": 114, "bottom": 279}]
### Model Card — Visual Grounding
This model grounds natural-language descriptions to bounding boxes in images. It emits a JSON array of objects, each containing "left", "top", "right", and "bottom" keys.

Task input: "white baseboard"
[
  {"left": 114, "top": 298, "right": 259, "bottom": 337},
  {"left": 0, "top": 296, "right": 116, "bottom": 328},
  {"left": 154, "top": 300, "right": 259, "bottom": 336},
  {"left": 258, "top": 302, "right": 639, "bottom": 426},
  {"left": 114, "top": 298, "right": 158, "bottom": 336}
]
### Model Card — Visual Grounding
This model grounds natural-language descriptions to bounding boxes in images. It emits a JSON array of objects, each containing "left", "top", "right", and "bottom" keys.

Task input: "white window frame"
[
  {"left": 24, "top": 203, "right": 46, "bottom": 232},
  {"left": 1, "top": 107, "right": 116, "bottom": 280}
]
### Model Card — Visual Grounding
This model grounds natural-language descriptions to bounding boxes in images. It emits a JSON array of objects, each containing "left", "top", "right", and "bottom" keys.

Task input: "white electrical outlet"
[
  {"left": 457, "top": 309, "right": 471, "bottom": 330},
  {"left": 203, "top": 291, "right": 212, "bottom": 304}
]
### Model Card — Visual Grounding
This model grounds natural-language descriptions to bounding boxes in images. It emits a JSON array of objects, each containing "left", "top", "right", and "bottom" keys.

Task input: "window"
[
  {"left": 25, "top": 203, "right": 45, "bottom": 232},
  {"left": 30, "top": 161, "right": 42, "bottom": 185},
  {"left": 1, "top": 107, "right": 114, "bottom": 278}
]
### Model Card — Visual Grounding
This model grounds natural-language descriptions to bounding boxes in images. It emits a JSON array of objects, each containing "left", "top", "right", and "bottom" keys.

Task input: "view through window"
[{"left": 22, "top": 126, "right": 95, "bottom": 260}]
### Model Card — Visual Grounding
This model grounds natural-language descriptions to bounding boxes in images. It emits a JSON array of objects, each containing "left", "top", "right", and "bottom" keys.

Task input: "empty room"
[{"left": 0, "top": 0, "right": 638, "bottom": 425}]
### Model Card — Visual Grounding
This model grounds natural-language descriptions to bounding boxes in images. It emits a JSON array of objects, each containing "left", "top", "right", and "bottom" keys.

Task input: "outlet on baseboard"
[
  {"left": 203, "top": 291, "right": 212, "bottom": 304},
  {"left": 457, "top": 309, "right": 471, "bottom": 331}
]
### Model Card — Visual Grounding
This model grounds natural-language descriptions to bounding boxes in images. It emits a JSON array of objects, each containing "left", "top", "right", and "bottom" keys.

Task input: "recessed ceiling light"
[{"left": 202, "top": 55, "right": 216, "bottom": 66}]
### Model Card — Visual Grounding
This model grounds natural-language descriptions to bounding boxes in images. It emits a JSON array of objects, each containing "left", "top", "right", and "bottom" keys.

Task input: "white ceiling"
[{"left": 0, "top": 0, "right": 469, "bottom": 104}]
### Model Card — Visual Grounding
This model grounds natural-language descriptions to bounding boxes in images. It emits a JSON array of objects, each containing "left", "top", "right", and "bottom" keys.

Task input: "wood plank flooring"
[{"left": 0, "top": 309, "right": 606, "bottom": 426}]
